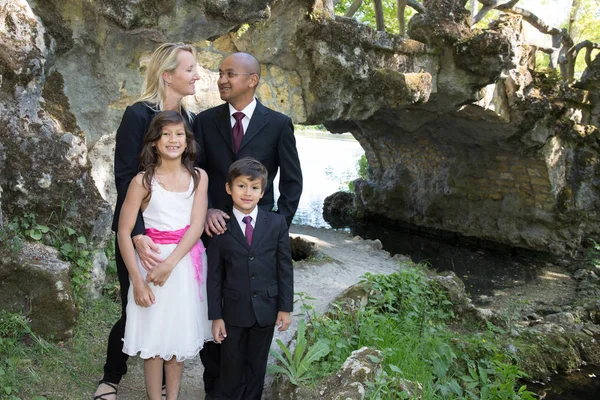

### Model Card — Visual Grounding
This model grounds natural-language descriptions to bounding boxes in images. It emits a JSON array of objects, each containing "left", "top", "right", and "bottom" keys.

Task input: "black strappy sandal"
[
  {"left": 93, "top": 381, "right": 117, "bottom": 400},
  {"left": 162, "top": 384, "right": 167, "bottom": 397}
]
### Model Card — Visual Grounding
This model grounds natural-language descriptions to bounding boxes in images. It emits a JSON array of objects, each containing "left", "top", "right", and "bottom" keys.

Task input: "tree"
[{"left": 335, "top": 0, "right": 420, "bottom": 35}]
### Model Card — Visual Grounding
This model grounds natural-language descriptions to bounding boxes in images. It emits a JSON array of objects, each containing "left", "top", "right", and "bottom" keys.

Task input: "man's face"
[{"left": 217, "top": 55, "right": 257, "bottom": 107}]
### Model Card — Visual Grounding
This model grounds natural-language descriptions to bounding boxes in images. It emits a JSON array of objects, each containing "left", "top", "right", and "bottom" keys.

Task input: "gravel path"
[{"left": 116, "top": 226, "right": 408, "bottom": 399}]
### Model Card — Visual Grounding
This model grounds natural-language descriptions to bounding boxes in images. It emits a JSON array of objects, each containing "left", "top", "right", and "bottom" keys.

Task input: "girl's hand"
[
  {"left": 146, "top": 262, "right": 173, "bottom": 287},
  {"left": 133, "top": 281, "right": 155, "bottom": 307},
  {"left": 135, "top": 235, "right": 163, "bottom": 271}
]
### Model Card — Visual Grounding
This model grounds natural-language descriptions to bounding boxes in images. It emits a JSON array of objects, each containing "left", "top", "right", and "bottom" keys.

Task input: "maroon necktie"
[
  {"left": 232, "top": 112, "right": 245, "bottom": 153},
  {"left": 242, "top": 216, "right": 253, "bottom": 245}
]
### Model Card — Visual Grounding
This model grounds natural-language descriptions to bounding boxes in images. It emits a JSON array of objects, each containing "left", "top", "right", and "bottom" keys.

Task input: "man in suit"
[
  {"left": 194, "top": 52, "right": 303, "bottom": 234},
  {"left": 207, "top": 157, "right": 294, "bottom": 400},
  {"left": 194, "top": 51, "right": 302, "bottom": 398}
]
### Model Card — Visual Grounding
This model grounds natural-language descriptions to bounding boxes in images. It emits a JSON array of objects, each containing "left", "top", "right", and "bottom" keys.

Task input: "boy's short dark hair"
[{"left": 226, "top": 157, "right": 268, "bottom": 191}]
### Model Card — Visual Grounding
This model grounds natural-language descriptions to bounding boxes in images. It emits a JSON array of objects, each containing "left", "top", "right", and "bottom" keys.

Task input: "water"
[
  {"left": 284, "top": 129, "right": 364, "bottom": 228},
  {"left": 286, "top": 128, "right": 543, "bottom": 299},
  {"left": 286, "top": 128, "right": 599, "bottom": 399}
]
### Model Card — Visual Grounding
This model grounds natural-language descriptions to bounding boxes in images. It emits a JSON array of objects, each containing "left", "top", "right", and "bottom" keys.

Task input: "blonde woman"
[{"left": 94, "top": 43, "right": 200, "bottom": 400}]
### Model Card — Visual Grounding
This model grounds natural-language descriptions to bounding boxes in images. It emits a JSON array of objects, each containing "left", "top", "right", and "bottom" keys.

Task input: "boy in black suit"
[{"left": 207, "top": 157, "right": 294, "bottom": 400}]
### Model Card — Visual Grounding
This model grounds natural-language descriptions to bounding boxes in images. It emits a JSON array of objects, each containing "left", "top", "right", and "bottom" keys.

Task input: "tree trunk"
[
  {"left": 398, "top": 0, "right": 407, "bottom": 36},
  {"left": 568, "top": 0, "right": 581, "bottom": 37},
  {"left": 344, "top": 0, "right": 364, "bottom": 17},
  {"left": 374, "top": 0, "right": 385, "bottom": 31},
  {"left": 470, "top": 0, "right": 478, "bottom": 23}
]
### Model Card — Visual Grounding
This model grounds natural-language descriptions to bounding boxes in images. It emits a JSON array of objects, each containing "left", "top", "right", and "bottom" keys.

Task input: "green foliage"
[
  {"left": 357, "top": 154, "right": 368, "bottom": 180},
  {"left": 587, "top": 238, "right": 600, "bottom": 268},
  {"left": 102, "top": 237, "right": 120, "bottom": 300},
  {"left": 334, "top": 0, "right": 418, "bottom": 35},
  {"left": 361, "top": 268, "right": 454, "bottom": 326},
  {"left": 267, "top": 318, "right": 331, "bottom": 385},
  {"left": 0, "top": 217, "right": 25, "bottom": 253},
  {"left": 286, "top": 266, "right": 536, "bottom": 399}
]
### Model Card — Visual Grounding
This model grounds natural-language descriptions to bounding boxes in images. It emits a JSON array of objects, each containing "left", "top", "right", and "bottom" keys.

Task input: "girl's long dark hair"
[{"left": 139, "top": 110, "right": 199, "bottom": 198}]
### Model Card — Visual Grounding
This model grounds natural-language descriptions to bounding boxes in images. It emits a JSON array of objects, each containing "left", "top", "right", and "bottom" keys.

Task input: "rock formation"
[
  {"left": 266, "top": 346, "right": 385, "bottom": 399},
  {"left": 1, "top": 0, "right": 599, "bottom": 264},
  {"left": 0, "top": 241, "right": 78, "bottom": 340}
]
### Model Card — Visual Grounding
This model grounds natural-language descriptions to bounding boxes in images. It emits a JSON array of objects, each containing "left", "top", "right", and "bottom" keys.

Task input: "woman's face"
[{"left": 165, "top": 50, "right": 199, "bottom": 99}]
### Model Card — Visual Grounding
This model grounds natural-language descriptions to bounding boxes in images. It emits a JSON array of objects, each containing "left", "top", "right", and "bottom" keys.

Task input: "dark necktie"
[
  {"left": 232, "top": 112, "right": 245, "bottom": 153},
  {"left": 242, "top": 216, "right": 253, "bottom": 245}
]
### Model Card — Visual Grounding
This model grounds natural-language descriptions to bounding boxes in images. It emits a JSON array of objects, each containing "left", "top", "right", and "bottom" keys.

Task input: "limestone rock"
[
  {"left": 89, "top": 250, "right": 109, "bottom": 300},
  {"left": 0, "top": 241, "right": 78, "bottom": 341},
  {"left": 0, "top": 0, "right": 112, "bottom": 246},
  {"left": 328, "top": 282, "right": 369, "bottom": 315},
  {"left": 431, "top": 271, "right": 474, "bottom": 316},
  {"left": 267, "top": 347, "right": 383, "bottom": 399}
]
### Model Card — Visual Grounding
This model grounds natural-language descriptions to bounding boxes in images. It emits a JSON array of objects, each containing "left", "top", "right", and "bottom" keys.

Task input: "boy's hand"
[
  {"left": 276, "top": 312, "right": 291, "bottom": 331},
  {"left": 133, "top": 281, "right": 155, "bottom": 307},
  {"left": 146, "top": 262, "right": 173, "bottom": 287},
  {"left": 205, "top": 209, "right": 229, "bottom": 237},
  {"left": 212, "top": 319, "right": 227, "bottom": 344}
]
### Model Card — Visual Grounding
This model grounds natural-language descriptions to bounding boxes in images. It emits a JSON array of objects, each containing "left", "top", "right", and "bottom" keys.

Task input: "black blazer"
[
  {"left": 194, "top": 100, "right": 302, "bottom": 226},
  {"left": 111, "top": 101, "right": 195, "bottom": 234},
  {"left": 206, "top": 209, "right": 294, "bottom": 328}
]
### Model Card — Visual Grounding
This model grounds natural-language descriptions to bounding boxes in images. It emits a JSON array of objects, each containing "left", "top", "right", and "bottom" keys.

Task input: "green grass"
[{"left": 0, "top": 297, "right": 120, "bottom": 399}]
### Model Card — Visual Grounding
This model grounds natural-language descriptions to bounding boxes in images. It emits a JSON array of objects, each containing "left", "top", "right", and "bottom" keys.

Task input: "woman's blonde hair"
[{"left": 138, "top": 42, "right": 197, "bottom": 116}]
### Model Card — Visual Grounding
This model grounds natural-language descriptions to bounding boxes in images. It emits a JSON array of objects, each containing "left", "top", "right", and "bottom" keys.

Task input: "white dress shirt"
[
  {"left": 229, "top": 97, "right": 257, "bottom": 134},
  {"left": 232, "top": 206, "right": 258, "bottom": 237}
]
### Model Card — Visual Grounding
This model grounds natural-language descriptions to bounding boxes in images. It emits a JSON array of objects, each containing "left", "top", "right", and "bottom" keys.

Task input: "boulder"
[
  {"left": 290, "top": 236, "right": 316, "bottom": 262},
  {"left": 328, "top": 282, "right": 369, "bottom": 315},
  {"left": 0, "top": 241, "right": 78, "bottom": 341},
  {"left": 267, "top": 347, "right": 383, "bottom": 399},
  {"left": 323, "top": 191, "right": 354, "bottom": 228}
]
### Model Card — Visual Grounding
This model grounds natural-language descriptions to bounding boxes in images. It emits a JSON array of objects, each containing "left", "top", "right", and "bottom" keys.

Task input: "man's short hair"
[{"left": 226, "top": 157, "right": 268, "bottom": 191}]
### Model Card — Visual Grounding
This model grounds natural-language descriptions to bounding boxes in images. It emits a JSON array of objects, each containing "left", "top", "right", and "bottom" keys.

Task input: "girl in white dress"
[{"left": 118, "top": 110, "right": 212, "bottom": 399}]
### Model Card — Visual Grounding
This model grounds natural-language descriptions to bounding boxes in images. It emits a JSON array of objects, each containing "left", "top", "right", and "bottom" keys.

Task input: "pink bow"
[{"left": 145, "top": 225, "right": 205, "bottom": 299}]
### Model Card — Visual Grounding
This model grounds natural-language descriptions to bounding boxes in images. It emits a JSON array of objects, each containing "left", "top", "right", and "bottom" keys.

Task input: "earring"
[{"left": 166, "top": 81, "right": 171, "bottom": 87}]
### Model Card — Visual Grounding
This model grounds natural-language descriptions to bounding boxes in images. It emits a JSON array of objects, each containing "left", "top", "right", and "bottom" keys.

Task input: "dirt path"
[{"left": 116, "top": 226, "right": 408, "bottom": 399}]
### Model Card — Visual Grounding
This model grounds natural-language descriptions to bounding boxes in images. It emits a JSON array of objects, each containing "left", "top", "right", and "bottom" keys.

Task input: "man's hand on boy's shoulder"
[
  {"left": 276, "top": 311, "right": 291, "bottom": 332},
  {"left": 205, "top": 208, "right": 230, "bottom": 237}
]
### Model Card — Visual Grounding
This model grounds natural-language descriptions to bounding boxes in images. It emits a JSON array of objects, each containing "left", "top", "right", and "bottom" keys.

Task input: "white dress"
[{"left": 122, "top": 177, "right": 212, "bottom": 361}]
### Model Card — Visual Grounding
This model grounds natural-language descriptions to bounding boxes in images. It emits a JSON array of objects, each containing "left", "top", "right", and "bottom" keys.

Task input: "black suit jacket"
[
  {"left": 206, "top": 209, "right": 294, "bottom": 328},
  {"left": 111, "top": 102, "right": 195, "bottom": 234},
  {"left": 194, "top": 100, "right": 302, "bottom": 226}
]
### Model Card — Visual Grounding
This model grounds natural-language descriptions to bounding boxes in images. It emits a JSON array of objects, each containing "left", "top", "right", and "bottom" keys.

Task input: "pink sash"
[{"left": 145, "top": 225, "right": 205, "bottom": 299}]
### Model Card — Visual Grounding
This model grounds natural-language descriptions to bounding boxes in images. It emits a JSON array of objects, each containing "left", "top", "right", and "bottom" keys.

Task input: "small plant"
[
  {"left": 0, "top": 216, "right": 25, "bottom": 253},
  {"left": 267, "top": 318, "right": 330, "bottom": 385},
  {"left": 294, "top": 291, "right": 317, "bottom": 322}
]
